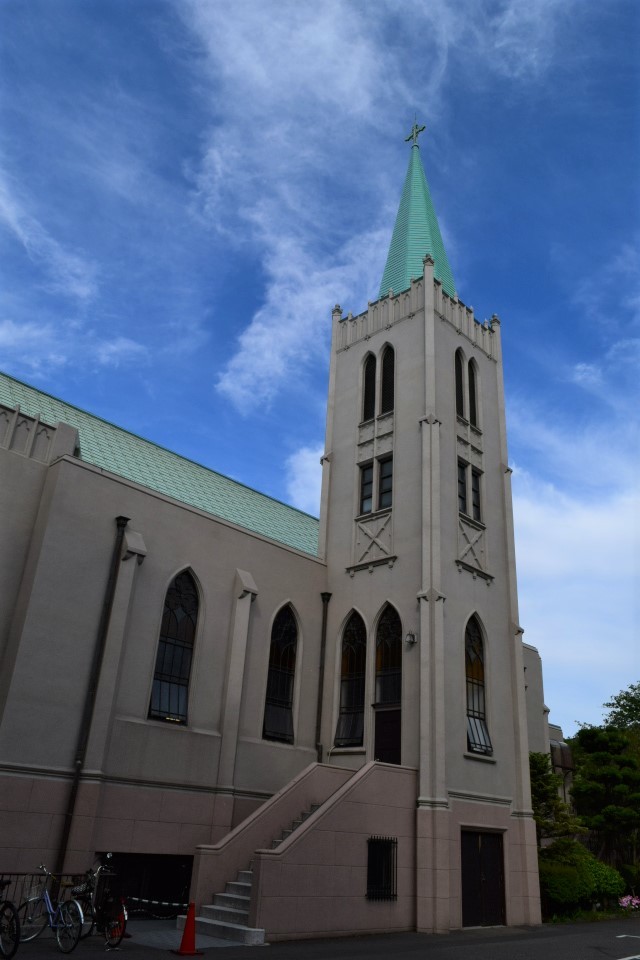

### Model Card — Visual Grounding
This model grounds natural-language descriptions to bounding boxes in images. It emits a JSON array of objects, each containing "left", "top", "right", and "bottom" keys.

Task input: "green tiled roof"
[
  {"left": 379, "top": 143, "right": 456, "bottom": 300},
  {"left": 0, "top": 372, "right": 320, "bottom": 557}
]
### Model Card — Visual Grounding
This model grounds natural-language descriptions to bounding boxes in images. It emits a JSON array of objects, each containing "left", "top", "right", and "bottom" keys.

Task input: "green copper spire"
[{"left": 378, "top": 124, "right": 456, "bottom": 300}]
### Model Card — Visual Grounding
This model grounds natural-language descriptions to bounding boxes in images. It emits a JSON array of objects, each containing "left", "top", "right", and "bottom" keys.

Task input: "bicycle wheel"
[
  {"left": 55, "top": 900, "right": 82, "bottom": 954},
  {"left": 17, "top": 896, "right": 48, "bottom": 941},
  {"left": 0, "top": 901, "right": 20, "bottom": 959},
  {"left": 77, "top": 897, "right": 95, "bottom": 939},
  {"left": 104, "top": 906, "right": 126, "bottom": 949}
]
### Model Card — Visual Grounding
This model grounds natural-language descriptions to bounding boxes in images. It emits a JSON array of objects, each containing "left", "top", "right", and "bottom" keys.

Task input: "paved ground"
[{"left": 15, "top": 917, "right": 640, "bottom": 960}]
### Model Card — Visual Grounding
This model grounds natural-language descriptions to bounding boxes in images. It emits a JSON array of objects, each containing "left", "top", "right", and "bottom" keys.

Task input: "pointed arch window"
[
  {"left": 149, "top": 570, "right": 198, "bottom": 724},
  {"left": 468, "top": 361, "right": 478, "bottom": 428},
  {"left": 380, "top": 346, "right": 395, "bottom": 414},
  {"left": 334, "top": 612, "right": 367, "bottom": 747},
  {"left": 455, "top": 349, "right": 465, "bottom": 419},
  {"left": 375, "top": 605, "right": 402, "bottom": 705},
  {"left": 465, "top": 616, "right": 492, "bottom": 755},
  {"left": 362, "top": 355, "right": 376, "bottom": 422},
  {"left": 263, "top": 605, "right": 298, "bottom": 743}
]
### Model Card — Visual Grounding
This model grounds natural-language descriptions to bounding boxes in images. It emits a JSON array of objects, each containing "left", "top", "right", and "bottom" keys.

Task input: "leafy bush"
[{"left": 539, "top": 839, "right": 625, "bottom": 914}]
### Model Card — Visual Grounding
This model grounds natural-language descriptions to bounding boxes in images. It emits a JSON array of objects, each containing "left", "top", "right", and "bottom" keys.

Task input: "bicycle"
[
  {"left": 16, "top": 866, "right": 83, "bottom": 953},
  {"left": 0, "top": 880, "right": 20, "bottom": 959},
  {"left": 70, "top": 854, "right": 127, "bottom": 949}
]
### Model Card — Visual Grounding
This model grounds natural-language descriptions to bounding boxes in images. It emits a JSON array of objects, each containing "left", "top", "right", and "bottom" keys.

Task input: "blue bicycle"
[{"left": 17, "top": 866, "right": 83, "bottom": 953}]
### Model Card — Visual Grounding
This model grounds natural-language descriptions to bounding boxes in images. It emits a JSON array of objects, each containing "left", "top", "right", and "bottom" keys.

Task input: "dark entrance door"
[
  {"left": 374, "top": 707, "right": 401, "bottom": 764},
  {"left": 461, "top": 830, "right": 505, "bottom": 926}
]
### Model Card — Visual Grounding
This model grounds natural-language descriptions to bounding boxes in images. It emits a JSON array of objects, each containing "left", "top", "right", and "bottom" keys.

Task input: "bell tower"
[{"left": 318, "top": 125, "right": 540, "bottom": 931}]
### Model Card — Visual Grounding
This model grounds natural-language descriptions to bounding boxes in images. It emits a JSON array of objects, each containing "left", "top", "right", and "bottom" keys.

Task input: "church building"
[{"left": 0, "top": 128, "right": 543, "bottom": 942}]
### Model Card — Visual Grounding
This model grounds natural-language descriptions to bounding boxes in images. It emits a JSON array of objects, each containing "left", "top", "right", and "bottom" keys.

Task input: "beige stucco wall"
[{"left": 0, "top": 446, "right": 326, "bottom": 871}]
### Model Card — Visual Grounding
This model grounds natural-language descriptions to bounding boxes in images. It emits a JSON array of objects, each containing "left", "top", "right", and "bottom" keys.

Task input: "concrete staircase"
[{"left": 185, "top": 803, "right": 321, "bottom": 945}]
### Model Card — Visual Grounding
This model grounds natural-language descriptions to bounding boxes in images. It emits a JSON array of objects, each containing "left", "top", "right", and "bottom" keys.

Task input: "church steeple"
[{"left": 378, "top": 123, "right": 456, "bottom": 300}]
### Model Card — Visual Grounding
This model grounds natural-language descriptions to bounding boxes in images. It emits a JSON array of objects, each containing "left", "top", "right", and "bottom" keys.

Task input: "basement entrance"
[{"left": 461, "top": 830, "right": 505, "bottom": 926}]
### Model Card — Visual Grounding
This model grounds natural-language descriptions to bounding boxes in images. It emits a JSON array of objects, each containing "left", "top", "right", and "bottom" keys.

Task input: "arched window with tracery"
[
  {"left": 362, "top": 354, "right": 376, "bottom": 422},
  {"left": 380, "top": 346, "right": 395, "bottom": 414},
  {"left": 468, "top": 360, "right": 478, "bottom": 428},
  {"left": 149, "top": 570, "right": 198, "bottom": 724},
  {"left": 334, "top": 612, "right": 367, "bottom": 747},
  {"left": 263, "top": 605, "right": 298, "bottom": 743},
  {"left": 373, "top": 604, "right": 402, "bottom": 764},
  {"left": 375, "top": 605, "right": 402, "bottom": 705},
  {"left": 465, "top": 615, "right": 492, "bottom": 755},
  {"left": 455, "top": 349, "right": 465, "bottom": 419}
]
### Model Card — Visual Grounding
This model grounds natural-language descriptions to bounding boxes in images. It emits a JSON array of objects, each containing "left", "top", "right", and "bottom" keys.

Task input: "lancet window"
[
  {"left": 465, "top": 615, "right": 492, "bottom": 755},
  {"left": 334, "top": 612, "right": 367, "bottom": 747},
  {"left": 263, "top": 605, "right": 298, "bottom": 743},
  {"left": 149, "top": 570, "right": 198, "bottom": 724}
]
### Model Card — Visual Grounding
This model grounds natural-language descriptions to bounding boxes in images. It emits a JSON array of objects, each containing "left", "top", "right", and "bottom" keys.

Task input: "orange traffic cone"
[{"left": 172, "top": 902, "right": 203, "bottom": 956}]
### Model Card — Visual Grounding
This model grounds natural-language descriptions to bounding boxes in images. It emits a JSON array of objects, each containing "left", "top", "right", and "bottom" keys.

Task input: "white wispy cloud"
[
  {"left": 177, "top": 0, "right": 579, "bottom": 414},
  {"left": 513, "top": 475, "right": 639, "bottom": 734},
  {"left": 0, "top": 170, "right": 97, "bottom": 302},
  {"left": 95, "top": 336, "right": 149, "bottom": 367},
  {"left": 285, "top": 443, "right": 324, "bottom": 515}
]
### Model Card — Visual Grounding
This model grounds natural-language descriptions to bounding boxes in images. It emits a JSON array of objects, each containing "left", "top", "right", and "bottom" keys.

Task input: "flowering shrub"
[{"left": 619, "top": 895, "right": 640, "bottom": 910}]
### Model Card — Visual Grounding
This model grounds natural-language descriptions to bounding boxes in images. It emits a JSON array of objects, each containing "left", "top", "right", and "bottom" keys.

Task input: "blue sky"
[{"left": 1, "top": 0, "right": 638, "bottom": 736}]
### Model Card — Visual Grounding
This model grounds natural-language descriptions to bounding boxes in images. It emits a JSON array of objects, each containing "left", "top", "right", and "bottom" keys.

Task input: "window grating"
[
  {"left": 149, "top": 571, "right": 198, "bottom": 724},
  {"left": 360, "top": 463, "right": 373, "bottom": 514},
  {"left": 468, "top": 362, "right": 478, "bottom": 427},
  {"left": 375, "top": 605, "right": 402, "bottom": 705},
  {"left": 378, "top": 456, "right": 393, "bottom": 510},
  {"left": 471, "top": 468, "right": 481, "bottom": 522},
  {"left": 465, "top": 616, "right": 493, "bottom": 755},
  {"left": 367, "top": 836, "right": 397, "bottom": 900},
  {"left": 455, "top": 350, "right": 464, "bottom": 418},
  {"left": 263, "top": 606, "right": 298, "bottom": 743},
  {"left": 335, "top": 612, "right": 367, "bottom": 747},
  {"left": 458, "top": 460, "right": 468, "bottom": 514},
  {"left": 362, "top": 355, "right": 376, "bottom": 422},
  {"left": 380, "top": 346, "right": 395, "bottom": 414}
]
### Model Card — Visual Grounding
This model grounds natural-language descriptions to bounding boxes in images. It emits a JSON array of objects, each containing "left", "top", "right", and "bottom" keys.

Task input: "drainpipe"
[
  {"left": 55, "top": 515, "right": 130, "bottom": 876},
  {"left": 315, "top": 592, "right": 332, "bottom": 763}
]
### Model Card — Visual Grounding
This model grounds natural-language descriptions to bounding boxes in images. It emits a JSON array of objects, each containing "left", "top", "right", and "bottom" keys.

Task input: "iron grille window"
[
  {"left": 360, "top": 463, "right": 373, "bottom": 514},
  {"left": 380, "top": 346, "right": 395, "bottom": 414},
  {"left": 362, "top": 355, "right": 376, "bottom": 422},
  {"left": 378, "top": 456, "right": 393, "bottom": 509},
  {"left": 465, "top": 616, "right": 493, "bottom": 755},
  {"left": 375, "top": 605, "right": 402, "bottom": 705},
  {"left": 334, "top": 612, "right": 367, "bottom": 747},
  {"left": 458, "top": 460, "right": 468, "bottom": 514},
  {"left": 367, "top": 836, "right": 397, "bottom": 900},
  {"left": 471, "top": 468, "right": 481, "bottom": 522},
  {"left": 263, "top": 605, "right": 298, "bottom": 743},
  {"left": 455, "top": 349, "right": 465, "bottom": 418},
  {"left": 149, "top": 571, "right": 198, "bottom": 724}
]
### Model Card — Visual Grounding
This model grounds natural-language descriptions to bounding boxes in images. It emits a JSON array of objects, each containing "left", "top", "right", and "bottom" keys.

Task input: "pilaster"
[{"left": 217, "top": 569, "right": 259, "bottom": 790}]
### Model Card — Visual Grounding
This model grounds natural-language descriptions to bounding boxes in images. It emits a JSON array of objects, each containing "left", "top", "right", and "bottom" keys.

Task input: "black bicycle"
[
  {"left": 0, "top": 880, "right": 20, "bottom": 959},
  {"left": 71, "top": 855, "right": 127, "bottom": 949}
]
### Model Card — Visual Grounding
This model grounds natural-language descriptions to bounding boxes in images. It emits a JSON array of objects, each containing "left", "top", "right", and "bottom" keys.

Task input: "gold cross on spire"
[{"left": 405, "top": 120, "right": 426, "bottom": 146}]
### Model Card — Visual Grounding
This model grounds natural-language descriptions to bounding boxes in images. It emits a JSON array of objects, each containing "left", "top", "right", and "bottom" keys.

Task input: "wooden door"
[{"left": 461, "top": 830, "right": 505, "bottom": 926}]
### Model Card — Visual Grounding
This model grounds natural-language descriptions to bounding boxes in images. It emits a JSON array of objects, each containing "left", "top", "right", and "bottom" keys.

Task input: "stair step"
[
  {"left": 225, "top": 880, "right": 251, "bottom": 897},
  {"left": 281, "top": 828, "right": 292, "bottom": 840},
  {"left": 236, "top": 870, "right": 253, "bottom": 883},
  {"left": 201, "top": 904, "right": 249, "bottom": 925},
  {"left": 214, "top": 891, "right": 250, "bottom": 911},
  {"left": 190, "top": 915, "right": 265, "bottom": 946}
]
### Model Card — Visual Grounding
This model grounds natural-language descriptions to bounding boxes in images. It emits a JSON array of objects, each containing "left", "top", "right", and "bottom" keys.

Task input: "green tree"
[
  {"left": 570, "top": 726, "right": 640, "bottom": 868},
  {"left": 529, "top": 752, "right": 584, "bottom": 846},
  {"left": 603, "top": 681, "right": 640, "bottom": 730}
]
